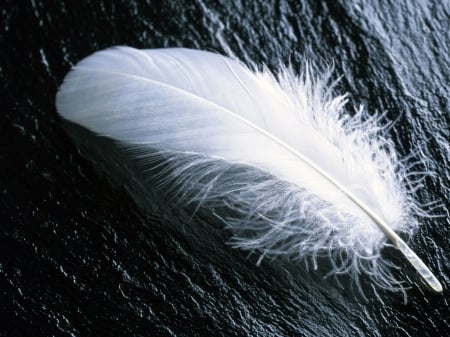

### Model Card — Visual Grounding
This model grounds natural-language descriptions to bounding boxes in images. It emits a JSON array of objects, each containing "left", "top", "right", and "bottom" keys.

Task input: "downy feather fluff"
[{"left": 56, "top": 46, "right": 441, "bottom": 293}]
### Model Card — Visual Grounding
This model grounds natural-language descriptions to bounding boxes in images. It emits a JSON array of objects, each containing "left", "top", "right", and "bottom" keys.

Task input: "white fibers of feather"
[
  {"left": 135, "top": 144, "right": 425, "bottom": 292},
  {"left": 130, "top": 64, "right": 425, "bottom": 291},
  {"left": 56, "top": 47, "right": 432, "bottom": 292}
]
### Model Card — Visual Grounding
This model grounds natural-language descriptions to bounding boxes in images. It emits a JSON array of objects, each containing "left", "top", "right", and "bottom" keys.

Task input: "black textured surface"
[{"left": 1, "top": 1, "right": 449, "bottom": 336}]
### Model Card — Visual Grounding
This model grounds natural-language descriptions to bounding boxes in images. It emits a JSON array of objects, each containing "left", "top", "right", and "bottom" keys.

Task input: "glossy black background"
[{"left": 1, "top": 1, "right": 449, "bottom": 336}]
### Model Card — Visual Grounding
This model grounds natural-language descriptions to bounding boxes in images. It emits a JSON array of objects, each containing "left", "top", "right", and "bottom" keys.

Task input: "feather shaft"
[{"left": 56, "top": 46, "right": 442, "bottom": 293}]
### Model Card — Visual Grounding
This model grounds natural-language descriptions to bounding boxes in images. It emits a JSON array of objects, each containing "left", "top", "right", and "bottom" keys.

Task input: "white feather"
[{"left": 56, "top": 46, "right": 441, "bottom": 293}]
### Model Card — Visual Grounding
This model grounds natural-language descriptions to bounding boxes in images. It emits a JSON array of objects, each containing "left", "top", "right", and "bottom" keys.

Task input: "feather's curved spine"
[{"left": 55, "top": 46, "right": 443, "bottom": 294}]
